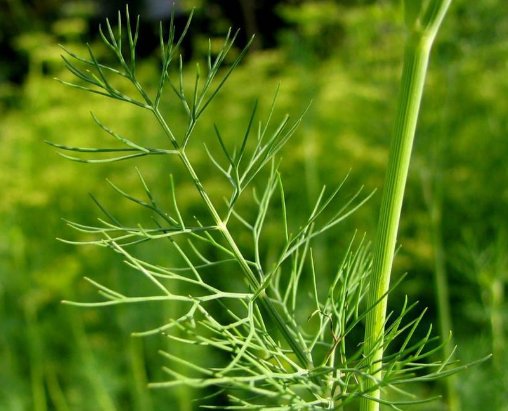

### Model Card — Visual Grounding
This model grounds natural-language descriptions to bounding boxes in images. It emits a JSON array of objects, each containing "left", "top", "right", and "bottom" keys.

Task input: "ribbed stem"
[
  {"left": 360, "top": 2, "right": 452, "bottom": 410},
  {"left": 360, "top": 35, "right": 431, "bottom": 411}
]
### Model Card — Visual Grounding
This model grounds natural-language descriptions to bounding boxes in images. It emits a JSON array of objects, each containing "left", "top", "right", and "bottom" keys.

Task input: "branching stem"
[{"left": 152, "top": 107, "right": 312, "bottom": 369}]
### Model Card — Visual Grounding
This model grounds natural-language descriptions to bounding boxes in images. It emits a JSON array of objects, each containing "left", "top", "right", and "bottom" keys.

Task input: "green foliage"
[
  {"left": 41, "top": 6, "right": 483, "bottom": 409},
  {"left": 1, "top": 0, "right": 507, "bottom": 409}
]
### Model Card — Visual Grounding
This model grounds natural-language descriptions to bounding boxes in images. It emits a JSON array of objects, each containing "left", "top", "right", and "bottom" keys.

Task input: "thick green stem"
[
  {"left": 361, "top": 34, "right": 430, "bottom": 409},
  {"left": 360, "top": 2, "right": 452, "bottom": 410}
]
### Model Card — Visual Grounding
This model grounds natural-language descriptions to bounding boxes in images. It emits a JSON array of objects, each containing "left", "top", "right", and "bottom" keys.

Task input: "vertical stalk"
[
  {"left": 490, "top": 277, "right": 505, "bottom": 366},
  {"left": 486, "top": 233, "right": 506, "bottom": 370},
  {"left": 422, "top": 66, "right": 460, "bottom": 410},
  {"left": 26, "top": 308, "right": 48, "bottom": 411},
  {"left": 360, "top": 2, "right": 452, "bottom": 410},
  {"left": 430, "top": 188, "right": 461, "bottom": 410}
]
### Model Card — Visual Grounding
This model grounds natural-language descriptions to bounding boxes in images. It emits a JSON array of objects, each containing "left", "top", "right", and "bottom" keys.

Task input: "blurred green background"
[{"left": 1, "top": 0, "right": 507, "bottom": 410}]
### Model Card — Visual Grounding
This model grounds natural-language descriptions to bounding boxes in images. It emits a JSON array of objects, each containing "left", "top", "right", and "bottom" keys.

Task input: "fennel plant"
[{"left": 50, "top": 5, "right": 480, "bottom": 409}]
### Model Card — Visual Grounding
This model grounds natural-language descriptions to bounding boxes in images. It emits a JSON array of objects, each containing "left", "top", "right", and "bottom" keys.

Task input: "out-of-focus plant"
[{"left": 454, "top": 231, "right": 507, "bottom": 365}]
